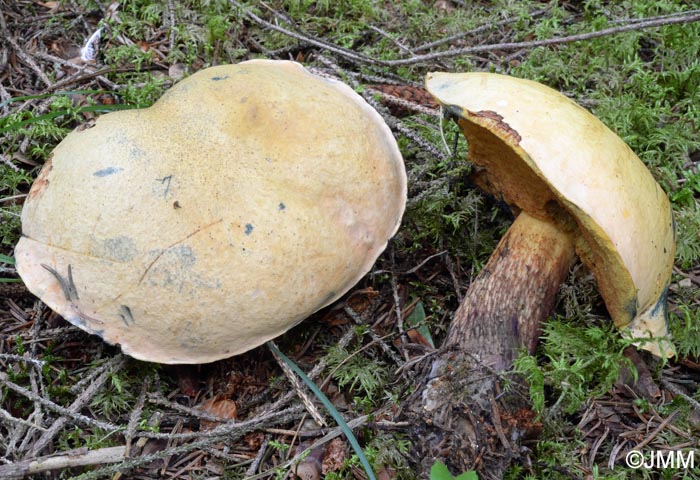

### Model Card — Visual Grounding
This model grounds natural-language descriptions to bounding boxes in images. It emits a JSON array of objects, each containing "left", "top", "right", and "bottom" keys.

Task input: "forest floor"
[{"left": 1, "top": 1, "right": 700, "bottom": 479}]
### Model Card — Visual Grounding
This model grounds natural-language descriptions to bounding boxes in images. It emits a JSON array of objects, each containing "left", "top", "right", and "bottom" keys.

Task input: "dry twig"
[
  {"left": 26, "top": 354, "right": 127, "bottom": 457},
  {"left": 236, "top": 4, "right": 700, "bottom": 67},
  {"left": 0, "top": 446, "right": 127, "bottom": 479},
  {"left": 0, "top": 370, "right": 121, "bottom": 437}
]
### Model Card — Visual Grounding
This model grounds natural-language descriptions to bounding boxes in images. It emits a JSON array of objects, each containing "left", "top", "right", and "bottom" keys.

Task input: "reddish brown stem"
[{"left": 444, "top": 211, "right": 577, "bottom": 371}]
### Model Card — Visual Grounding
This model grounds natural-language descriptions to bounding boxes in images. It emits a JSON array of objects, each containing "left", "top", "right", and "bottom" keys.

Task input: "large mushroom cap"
[
  {"left": 426, "top": 72, "right": 675, "bottom": 356},
  {"left": 15, "top": 60, "right": 407, "bottom": 364}
]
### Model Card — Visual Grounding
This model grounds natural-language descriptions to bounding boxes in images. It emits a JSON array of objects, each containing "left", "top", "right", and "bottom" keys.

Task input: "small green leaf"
[
  {"left": 429, "top": 461, "right": 453, "bottom": 480},
  {"left": 405, "top": 300, "right": 434, "bottom": 348},
  {"left": 430, "top": 461, "right": 479, "bottom": 480}
]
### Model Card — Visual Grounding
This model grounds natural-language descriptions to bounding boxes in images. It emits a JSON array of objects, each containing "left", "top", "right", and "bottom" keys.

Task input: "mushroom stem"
[{"left": 444, "top": 210, "right": 576, "bottom": 371}]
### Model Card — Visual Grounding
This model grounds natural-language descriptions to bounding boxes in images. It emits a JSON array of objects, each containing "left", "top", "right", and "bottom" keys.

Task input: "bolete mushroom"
[
  {"left": 425, "top": 72, "right": 675, "bottom": 368},
  {"left": 14, "top": 60, "right": 407, "bottom": 364}
]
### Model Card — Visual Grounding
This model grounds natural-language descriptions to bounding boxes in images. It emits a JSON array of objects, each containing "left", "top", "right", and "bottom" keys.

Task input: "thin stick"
[
  {"left": 386, "top": 11, "right": 700, "bottom": 66},
  {"left": 244, "top": 434, "right": 269, "bottom": 477},
  {"left": 372, "top": 250, "right": 447, "bottom": 276},
  {"left": 0, "top": 446, "right": 126, "bottom": 479},
  {"left": 0, "top": 14, "right": 53, "bottom": 88},
  {"left": 0, "top": 354, "right": 46, "bottom": 368},
  {"left": 230, "top": 0, "right": 377, "bottom": 65},
  {"left": 146, "top": 392, "right": 235, "bottom": 423},
  {"left": 343, "top": 305, "right": 403, "bottom": 366},
  {"left": 0, "top": 372, "right": 119, "bottom": 434},
  {"left": 629, "top": 410, "right": 679, "bottom": 452},
  {"left": 410, "top": 8, "right": 548, "bottom": 53},
  {"left": 65, "top": 406, "right": 306, "bottom": 480},
  {"left": 660, "top": 377, "right": 700, "bottom": 411},
  {"left": 389, "top": 256, "right": 406, "bottom": 341},
  {"left": 125, "top": 378, "right": 149, "bottom": 457},
  {"left": 18, "top": 304, "right": 48, "bottom": 453},
  {"left": 0, "top": 194, "right": 27, "bottom": 203},
  {"left": 368, "top": 25, "right": 413, "bottom": 55},
  {"left": 26, "top": 355, "right": 127, "bottom": 457},
  {"left": 236, "top": 4, "right": 700, "bottom": 67},
  {"left": 0, "top": 407, "right": 48, "bottom": 432},
  {"left": 167, "top": 0, "right": 177, "bottom": 52},
  {"left": 137, "top": 405, "right": 305, "bottom": 441}
]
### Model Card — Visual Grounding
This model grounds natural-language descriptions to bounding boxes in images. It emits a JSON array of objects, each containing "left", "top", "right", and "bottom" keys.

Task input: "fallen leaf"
[
  {"left": 38, "top": 1, "right": 60, "bottom": 10},
  {"left": 616, "top": 346, "right": 660, "bottom": 401},
  {"left": 405, "top": 300, "right": 435, "bottom": 348},
  {"left": 321, "top": 438, "right": 347, "bottom": 473},
  {"left": 294, "top": 441, "right": 324, "bottom": 480},
  {"left": 197, "top": 396, "right": 238, "bottom": 430},
  {"left": 377, "top": 466, "right": 396, "bottom": 480}
]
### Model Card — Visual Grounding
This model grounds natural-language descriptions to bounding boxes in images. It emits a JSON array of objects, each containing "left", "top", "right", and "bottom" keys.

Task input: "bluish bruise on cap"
[
  {"left": 93, "top": 235, "right": 138, "bottom": 262},
  {"left": 70, "top": 313, "right": 104, "bottom": 339},
  {"left": 93, "top": 167, "right": 124, "bottom": 177},
  {"left": 278, "top": 202, "right": 286, "bottom": 211},
  {"left": 318, "top": 290, "right": 337, "bottom": 310},
  {"left": 650, "top": 284, "right": 670, "bottom": 323},
  {"left": 119, "top": 304, "right": 135, "bottom": 326},
  {"left": 623, "top": 297, "right": 638, "bottom": 321},
  {"left": 671, "top": 211, "right": 677, "bottom": 243},
  {"left": 245, "top": 223, "right": 254, "bottom": 235},
  {"left": 442, "top": 104, "right": 465, "bottom": 121}
]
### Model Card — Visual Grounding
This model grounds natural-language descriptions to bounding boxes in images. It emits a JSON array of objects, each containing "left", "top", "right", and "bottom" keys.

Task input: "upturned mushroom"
[
  {"left": 425, "top": 72, "right": 675, "bottom": 368},
  {"left": 14, "top": 60, "right": 407, "bottom": 364}
]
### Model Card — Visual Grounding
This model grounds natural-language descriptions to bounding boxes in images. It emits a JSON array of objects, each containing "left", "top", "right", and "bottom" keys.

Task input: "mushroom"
[
  {"left": 425, "top": 72, "right": 675, "bottom": 368},
  {"left": 14, "top": 60, "right": 407, "bottom": 364}
]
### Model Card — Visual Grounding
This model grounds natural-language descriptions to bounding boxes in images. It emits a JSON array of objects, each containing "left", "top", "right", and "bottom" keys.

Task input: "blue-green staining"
[
  {"left": 650, "top": 284, "right": 670, "bottom": 321},
  {"left": 245, "top": 224, "right": 254, "bottom": 235},
  {"left": 623, "top": 297, "right": 638, "bottom": 321},
  {"left": 92, "top": 236, "right": 138, "bottom": 263},
  {"left": 671, "top": 214, "right": 677, "bottom": 243},
  {"left": 156, "top": 175, "right": 173, "bottom": 198},
  {"left": 278, "top": 202, "right": 286, "bottom": 211},
  {"left": 318, "top": 291, "right": 337, "bottom": 309},
  {"left": 144, "top": 245, "right": 221, "bottom": 294},
  {"left": 72, "top": 320, "right": 106, "bottom": 341},
  {"left": 119, "top": 305, "right": 135, "bottom": 327},
  {"left": 211, "top": 75, "right": 229, "bottom": 81},
  {"left": 93, "top": 167, "right": 123, "bottom": 177}
]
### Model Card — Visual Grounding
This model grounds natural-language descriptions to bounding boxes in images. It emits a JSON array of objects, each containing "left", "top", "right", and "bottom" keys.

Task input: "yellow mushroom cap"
[
  {"left": 15, "top": 60, "right": 407, "bottom": 364},
  {"left": 426, "top": 72, "right": 675, "bottom": 357}
]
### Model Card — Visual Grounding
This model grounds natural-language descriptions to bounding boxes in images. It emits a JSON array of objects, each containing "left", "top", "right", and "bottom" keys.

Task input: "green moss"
[{"left": 514, "top": 319, "right": 633, "bottom": 416}]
